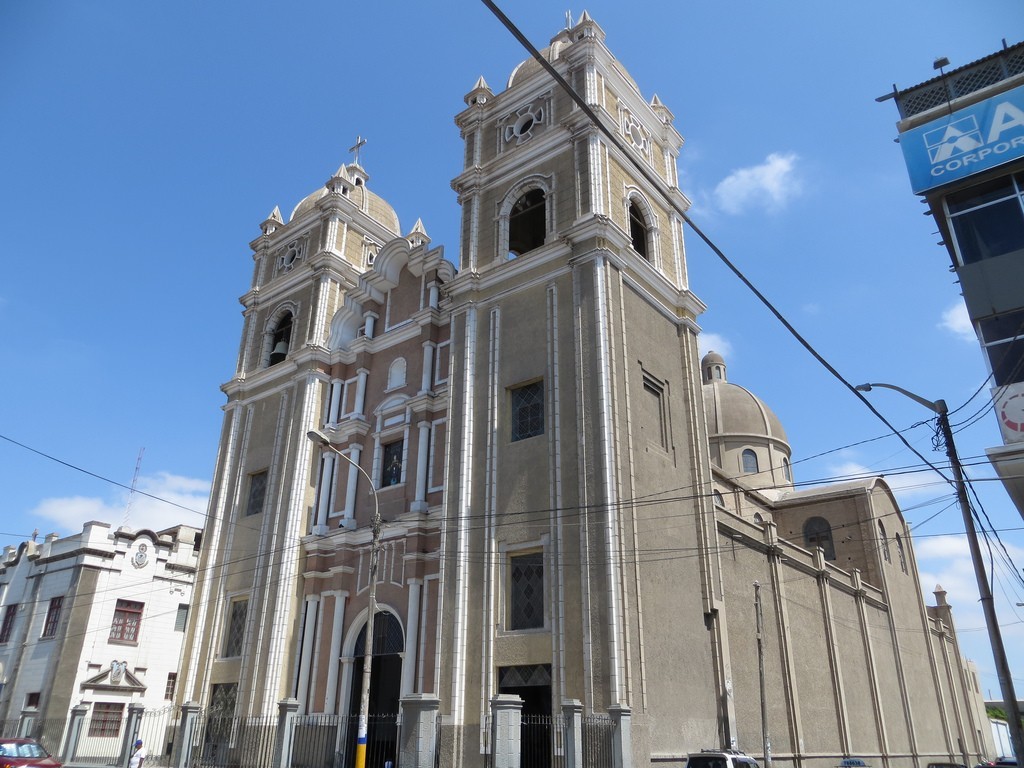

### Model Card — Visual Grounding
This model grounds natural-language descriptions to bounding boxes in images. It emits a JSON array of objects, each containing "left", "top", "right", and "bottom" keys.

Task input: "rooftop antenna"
[
  {"left": 565, "top": 10, "right": 573, "bottom": 29},
  {"left": 122, "top": 447, "right": 145, "bottom": 528}
]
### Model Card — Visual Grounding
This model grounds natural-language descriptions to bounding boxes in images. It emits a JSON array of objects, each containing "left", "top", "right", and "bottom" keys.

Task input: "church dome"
[
  {"left": 289, "top": 165, "right": 401, "bottom": 235},
  {"left": 701, "top": 351, "right": 793, "bottom": 490},
  {"left": 507, "top": 40, "right": 568, "bottom": 89}
]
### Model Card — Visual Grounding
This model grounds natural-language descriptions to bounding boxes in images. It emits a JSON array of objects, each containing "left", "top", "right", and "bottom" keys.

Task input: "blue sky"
[{"left": 2, "top": 1, "right": 1023, "bottom": 701}]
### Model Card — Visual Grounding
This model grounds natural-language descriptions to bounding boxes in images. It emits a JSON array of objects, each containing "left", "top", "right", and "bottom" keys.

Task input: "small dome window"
[{"left": 741, "top": 449, "right": 759, "bottom": 474}]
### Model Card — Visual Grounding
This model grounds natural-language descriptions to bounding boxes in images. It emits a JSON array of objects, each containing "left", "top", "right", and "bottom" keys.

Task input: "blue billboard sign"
[{"left": 900, "top": 83, "right": 1024, "bottom": 194}]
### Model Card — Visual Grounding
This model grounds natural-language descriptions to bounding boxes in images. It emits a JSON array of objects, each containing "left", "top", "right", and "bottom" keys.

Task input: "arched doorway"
[{"left": 346, "top": 611, "right": 403, "bottom": 768}]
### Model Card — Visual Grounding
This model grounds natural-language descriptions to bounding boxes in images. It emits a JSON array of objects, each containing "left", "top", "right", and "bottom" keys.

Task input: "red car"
[{"left": 0, "top": 738, "right": 62, "bottom": 768}]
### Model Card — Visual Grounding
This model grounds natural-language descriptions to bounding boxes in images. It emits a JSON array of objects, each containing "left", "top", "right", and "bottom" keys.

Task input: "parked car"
[
  {"left": 687, "top": 749, "right": 761, "bottom": 768},
  {"left": 993, "top": 759, "right": 1018, "bottom": 767},
  {"left": 837, "top": 760, "right": 870, "bottom": 768},
  {"left": 928, "top": 762, "right": 967, "bottom": 768},
  {"left": 0, "top": 738, "right": 62, "bottom": 768}
]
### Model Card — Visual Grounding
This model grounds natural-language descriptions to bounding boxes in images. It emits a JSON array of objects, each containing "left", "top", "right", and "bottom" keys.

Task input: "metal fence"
[
  {"left": 136, "top": 705, "right": 183, "bottom": 767},
  {"left": 289, "top": 713, "right": 399, "bottom": 768},
  {"left": 189, "top": 714, "right": 278, "bottom": 768},
  {"left": 581, "top": 714, "right": 614, "bottom": 768},
  {"left": 520, "top": 714, "right": 564, "bottom": 768},
  {"left": 0, "top": 716, "right": 66, "bottom": 758}
]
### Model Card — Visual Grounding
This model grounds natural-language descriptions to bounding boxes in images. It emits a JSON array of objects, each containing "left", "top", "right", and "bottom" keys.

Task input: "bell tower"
[
  {"left": 440, "top": 12, "right": 727, "bottom": 765},
  {"left": 178, "top": 161, "right": 415, "bottom": 717}
]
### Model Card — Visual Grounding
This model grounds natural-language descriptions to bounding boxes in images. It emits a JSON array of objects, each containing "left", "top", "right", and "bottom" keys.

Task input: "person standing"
[{"left": 128, "top": 739, "right": 146, "bottom": 768}]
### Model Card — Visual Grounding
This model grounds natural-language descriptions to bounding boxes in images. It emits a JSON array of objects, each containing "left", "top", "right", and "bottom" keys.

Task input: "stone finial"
[
  {"left": 650, "top": 94, "right": 675, "bottom": 124},
  {"left": 465, "top": 76, "right": 493, "bottom": 106},
  {"left": 408, "top": 218, "right": 430, "bottom": 247},
  {"left": 261, "top": 206, "right": 283, "bottom": 235}
]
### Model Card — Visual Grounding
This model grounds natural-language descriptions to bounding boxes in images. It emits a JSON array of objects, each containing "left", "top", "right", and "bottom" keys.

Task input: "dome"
[
  {"left": 704, "top": 380, "right": 788, "bottom": 444},
  {"left": 701, "top": 351, "right": 787, "bottom": 443},
  {"left": 289, "top": 164, "right": 401, "bottom": 235},
  {"left": 701, "top": 351, "right": 793, "bottom": 489},
  {"left": 507, "top": 41, "right": 566, "bottom": 89}
]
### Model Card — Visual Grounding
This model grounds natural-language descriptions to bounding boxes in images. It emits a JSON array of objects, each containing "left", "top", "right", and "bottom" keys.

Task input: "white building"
[{"left": 0, "top": 522, "right": 200, "bottom": 749}]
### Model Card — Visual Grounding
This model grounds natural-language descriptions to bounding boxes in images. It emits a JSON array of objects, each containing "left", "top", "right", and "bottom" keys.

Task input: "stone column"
[
  {"left": 490, "top": 694, "right": 523, "bottom": 768},
  {"left": 610, "top": 705, "right": 632, "bottom": 768},
  {"left": 173, "top": 702, "right": 202, "bottom": 768},
  {"left": 412, "top": 421, "right": 431, "bottom": 513},
  {"left": 273, "top": 698, "right": 300, "bottom": 768},
  {"left": 364, "top": 313, "right": 378, "bottom": 339},
  {"left": 314, "top": 452, "right": 336, "bottom": 531},
  {"left": 329, "top": 378, "right": 343, "bottom": 422},
  {"left": 562, "top": 700, "right": 583, "bottom": 768},
  {"left": 401, "top": 581, "right": 422, "bottom": 697},
  {"left": 354, "top": 369, "right": 369, "bottom": 416},
  {"left": 295, "top": 596, "right": 320, "bottom": 711},
  {"left": 341, "top": 444, "right": 362, "bottom": 529},
  {"left": 60, "top": 704, "right": 88, "bottom": 763},
  {"left": 420, "top": 342, "right": 436, "bottom": 394},
  {"left": 121, "top": 703, "right": 145, "bottom": 768},
  {"left": 324, "top": 591, "right": 347, "bottom": 713},
  {"left": 399, "top": 694, "right": 440, "bottom": 768}
]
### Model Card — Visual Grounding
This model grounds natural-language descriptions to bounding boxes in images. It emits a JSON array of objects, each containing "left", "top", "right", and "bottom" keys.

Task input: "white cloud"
[
  {"left": 939, "top": 301, "right": 975, "bottom": 342},
  {"left": 698, "top": 332, "right": 733, "bottom": 360},
  {"left": 31, "top": 472, "right": 209, "bottom": 535},
  {"left": 713, "top": 152, "right": 801, "bottom": 215}
]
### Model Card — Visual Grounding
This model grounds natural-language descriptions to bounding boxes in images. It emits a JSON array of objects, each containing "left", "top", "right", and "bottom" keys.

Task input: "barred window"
[
  {"left": 89, "top": 702, "right": 124, "bottom": 738},
  {"left": 511, "top": 381, "right": 544, "bottom": 442},
  {"left": 109, "top": 600, "right": 143, "bottom": 643},
  {"left": 245, "top": 470, "right": 268, "bottom": 517},
  {"left": 509, "top": 551, "right": 544, "bottom": 630},
  {"left": 0, "top": 604, "right": 17, "bottom": 643},
  {"left": 41, "top": 597, "right": 63, "bottom": 638},
  {"left": 223, "top": 599, "right": 248, "bottom": 658}
]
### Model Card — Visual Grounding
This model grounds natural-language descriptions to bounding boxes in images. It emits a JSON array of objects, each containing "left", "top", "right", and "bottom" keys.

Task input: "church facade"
[{"left": 177, "top": 13, "right": 991, "bottom": 768}]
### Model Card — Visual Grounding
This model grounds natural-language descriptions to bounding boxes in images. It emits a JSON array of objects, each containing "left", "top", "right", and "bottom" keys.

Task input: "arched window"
[
  {"left": 782, "top": 457, "right": 792, "bottom": 483},
  {"left": 803, "top": 516, "right": 835, "bottom": 561},
  {"left": 268, "top": 311, "right": 293, "bottom": 367},
  {"left": 712, "top": 491, "right": 725, "bottom": 508},
  {"left": 353, "top": 611, "right": 404, "bottom": 656},
  {"left": 741, "top": 449, "right": 759, "bottom": 474},
  {"left": 508, "top": 189, "right": 546, "bottom": 258},
  {"left": 753, "top": 512, "right": 765, "bottom": 525},
  {"left": 628, "top": 200, "right": 649, "bottom": 259},
  {"left": 895, "top": 533, "right": 907, "bottom": 573},
  {"left": 879, "top": 521, "right": 891, "bottom": 563}
]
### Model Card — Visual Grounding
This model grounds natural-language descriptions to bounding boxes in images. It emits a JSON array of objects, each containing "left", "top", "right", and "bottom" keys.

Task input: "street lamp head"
[
  {"left": 855, "top": 384, "right": 873, "bottom": 393},
  {"left": 307, "top": 429, "right": 331, "bottom": 447}
]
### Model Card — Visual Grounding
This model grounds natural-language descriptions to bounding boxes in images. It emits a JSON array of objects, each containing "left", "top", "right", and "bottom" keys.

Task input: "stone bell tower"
[
  {"left": 178, "top": 159, "right": 450, "bottom": 720},
  {"left": 438, "top": 12, "right": 728, "bottom": 766}
]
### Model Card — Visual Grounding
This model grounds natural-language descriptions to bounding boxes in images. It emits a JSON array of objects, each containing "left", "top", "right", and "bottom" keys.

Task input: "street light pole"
[
  {"left": 308, "top": 429, "right": 382, "bottom": 768},
  {"left": 856, "top": 383, "right": 1024, "bottom": 765}
]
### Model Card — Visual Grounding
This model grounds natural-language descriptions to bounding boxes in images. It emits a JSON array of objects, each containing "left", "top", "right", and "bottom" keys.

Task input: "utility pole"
[
  {"left": 754, "top": 581, "right": 771, "bottom": 768},
  {"left": 857, "top": 383, "right": 1024, "bottom": 765}
]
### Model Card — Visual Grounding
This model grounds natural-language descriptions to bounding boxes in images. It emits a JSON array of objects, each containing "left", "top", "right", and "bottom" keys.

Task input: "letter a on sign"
[{"left": 987, "top": 102, "right": 1024, "bottom": 142}]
